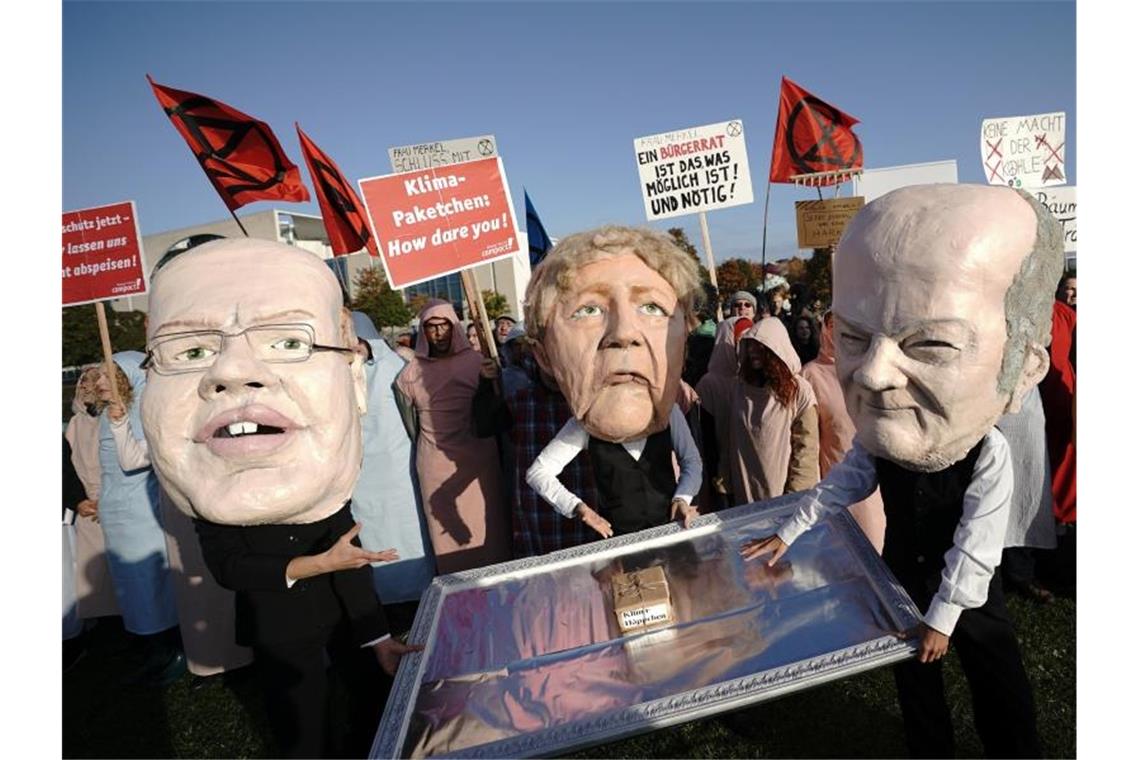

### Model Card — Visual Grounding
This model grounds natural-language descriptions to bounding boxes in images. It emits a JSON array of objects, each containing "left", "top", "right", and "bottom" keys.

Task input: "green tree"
[
  {"left": 481, "top": 290, "right": 510, "bottom": 320},
  {"left": 805, "top": 247, "right": 834, "bottom": 306},
  {"left": 407, "top": 293, "right": 432, "bottom": 318},
  {"left": 350, "top": 266, "right": 412, "bottom": 328},
  {"left": 62, "top": 304, "right": 147, "bottom": 368},
  {"left": 714, "top": 258, "right": 763, "bottom": 302},
  {"left": 782, "top": 256, "right": 808, "bottom": 285},
  {"left": 667, "top": 227, "right": 711, "bottom": 284}
]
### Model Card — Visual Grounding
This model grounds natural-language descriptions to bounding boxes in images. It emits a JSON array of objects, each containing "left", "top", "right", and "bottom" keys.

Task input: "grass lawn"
[{"left": 63, "top": 590, "right": 1074, "bottom": 758}]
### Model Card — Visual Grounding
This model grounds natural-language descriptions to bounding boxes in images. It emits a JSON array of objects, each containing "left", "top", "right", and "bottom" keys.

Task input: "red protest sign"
[
  {"left": 62, "top": 201, "right": 147, "bottom": 307},
  {"left": 358, "top": 157, "right": 520, "bottom": 289}
]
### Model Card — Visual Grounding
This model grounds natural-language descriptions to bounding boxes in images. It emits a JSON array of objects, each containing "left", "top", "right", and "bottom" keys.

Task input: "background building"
[{"left": 112, "top": 209, "right": 532, "bottom": 321}]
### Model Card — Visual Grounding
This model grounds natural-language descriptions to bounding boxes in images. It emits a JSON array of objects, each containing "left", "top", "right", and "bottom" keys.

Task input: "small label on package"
[{"left": 612, "top": 565, "right": 674, "bottom": 634}]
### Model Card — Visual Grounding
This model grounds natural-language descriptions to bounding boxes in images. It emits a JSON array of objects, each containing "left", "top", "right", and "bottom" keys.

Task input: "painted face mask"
[
  {"left": 832, "top": 184, "right": 1059, "bottom": 471},
  {"left": 534, "top": 252, "right": 689, "bottom": 443},
  {"left": 140, "top": 239, "right": 367, "bottom": 525}
]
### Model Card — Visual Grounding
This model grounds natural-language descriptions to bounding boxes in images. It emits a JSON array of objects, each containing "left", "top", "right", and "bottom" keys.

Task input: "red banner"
[
  {"left": 359, "top": 157, "right": 520, "bottom": 289},
  {"left": 148, "top": 76, "right": 310, "bottom": 210},
  {"left": 296, "top": 124, "right": 378, "bottom": 257},
  {"left": 769, "top": 76, "right": 863, "bottom": 184},
  {"left": 63, "top": 201, "right": 147, "bottom": 306}
]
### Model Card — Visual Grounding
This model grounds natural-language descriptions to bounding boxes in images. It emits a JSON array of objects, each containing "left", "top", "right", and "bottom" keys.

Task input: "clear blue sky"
[{"left": 63, "top": 0, "right": 1076, "bottom": 263}]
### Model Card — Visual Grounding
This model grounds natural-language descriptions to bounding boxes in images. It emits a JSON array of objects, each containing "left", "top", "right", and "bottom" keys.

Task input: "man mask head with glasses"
[{"left": 140, "top": 238, "right": 367, "bottom": 525}]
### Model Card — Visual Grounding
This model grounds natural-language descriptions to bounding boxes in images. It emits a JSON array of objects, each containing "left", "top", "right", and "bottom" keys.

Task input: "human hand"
[
  {"left": 77, "top": 499, "right": 98, "bottom": 520},
  {"left": 480, "top": 357, "right": 500, "bottom": 379},
  {"left": 740, "top": 534, "right": 788, "bottom": 566},
  {"left": 107, "top": 402, "right": 126, "bottom": 422},
  {"left": 670, "top": 498, "right": 699, "bottom": 529},
  {"left": 321, "top": 523, "right": 400, "bottom": 572},
  {"left": 576, "top": 502, "right": 613, "bottom": 539},
  {"left": 373, "top": 636, "right": 425, "bottom": 676},
  {"left": 910, "top": 623, "right": 950, "bottom": 664},
  {"left": 676, "top": 381, "right": 699, "bottom": 414}
]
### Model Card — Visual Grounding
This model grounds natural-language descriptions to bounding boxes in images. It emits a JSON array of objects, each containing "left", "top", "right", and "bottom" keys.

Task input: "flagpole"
[
  {"left": 760, "top": 179, "right": 772, "bottom": 294},
  {"left": 229, "top": 209, "right": 250, "bottom": 237}
]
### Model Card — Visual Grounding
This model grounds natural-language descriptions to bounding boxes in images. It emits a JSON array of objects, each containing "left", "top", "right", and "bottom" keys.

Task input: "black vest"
[
  {"left": 874, "top": 439, "right": 985, "bottom": 605},
  {"left": 587, "top": 427, "right": 677, "bottom": 535}
]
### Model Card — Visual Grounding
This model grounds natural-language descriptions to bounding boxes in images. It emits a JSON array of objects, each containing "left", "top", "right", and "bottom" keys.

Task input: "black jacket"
[{"left": 194, "top": 502, "right": 388, "bottom": 648}]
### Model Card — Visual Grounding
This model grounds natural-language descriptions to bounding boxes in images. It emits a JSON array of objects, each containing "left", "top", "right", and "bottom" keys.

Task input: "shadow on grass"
[
  {"left": 63, "top": 596, "right": 1074, "bottom": 758},
  {"left": 63, "top": 616, "right": 270, "bottom": 758}
]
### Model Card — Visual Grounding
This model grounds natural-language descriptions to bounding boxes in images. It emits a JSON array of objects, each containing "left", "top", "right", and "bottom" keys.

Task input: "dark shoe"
[
  {"left": 126, "top": 648, "right": 186, "bottom": 687},
  {"left": 1009, "top": 578, "right": 1056, "bottom": 605},
  {"left": 142, "top": 650, "right": 187, "bottom": 687}
]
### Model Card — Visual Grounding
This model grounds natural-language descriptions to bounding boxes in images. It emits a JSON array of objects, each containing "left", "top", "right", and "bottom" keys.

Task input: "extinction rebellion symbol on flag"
[{"left": 785, "top": 95, "right": 863, "bottom": 175}]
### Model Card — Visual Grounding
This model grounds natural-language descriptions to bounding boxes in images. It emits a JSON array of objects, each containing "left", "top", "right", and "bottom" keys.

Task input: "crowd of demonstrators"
[{"left": 61, "top": 214, "right": 1076, "bottom": 758}]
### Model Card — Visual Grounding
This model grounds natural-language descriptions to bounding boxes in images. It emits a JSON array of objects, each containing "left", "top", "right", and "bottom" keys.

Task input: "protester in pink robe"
[
  {"left": 695, "top": 317, "right": 746, "bottom": 505},
  {"left": 801, "top": 315, "right": 886, "bottom": 552},
  {"left": 727, "top": 318, "right": 820, "bottom": 504},
  {"left": 64, "top": 368, "right": 120, "bottom": 619},
  {"left": 396, "top": 301, "right": 510, "bottom": 574}
]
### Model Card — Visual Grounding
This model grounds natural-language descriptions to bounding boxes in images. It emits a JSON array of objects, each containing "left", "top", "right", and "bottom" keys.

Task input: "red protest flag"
[
  {"left": 147, "top": 76, "right": 310, "bottom": 211},
  {"left": 295, "top": 125, "right": 378, "bottom": 257},
  {"left": 769, "top": 76, "right": 863, "bottom": 184}
]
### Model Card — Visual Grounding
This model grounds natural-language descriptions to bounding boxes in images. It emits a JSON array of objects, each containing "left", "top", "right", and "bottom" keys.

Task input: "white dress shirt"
[
  {"left": 525, "top": 404, "right": 703, "bottom": 518},
  {"left": 776, "top": 428, "right": 1013, "bottom": 637}
]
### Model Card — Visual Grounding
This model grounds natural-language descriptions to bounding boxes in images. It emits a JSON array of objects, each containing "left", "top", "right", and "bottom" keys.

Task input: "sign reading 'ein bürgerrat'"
[{"left": 634, "top": 119, "right": 754, "bottom": 221}]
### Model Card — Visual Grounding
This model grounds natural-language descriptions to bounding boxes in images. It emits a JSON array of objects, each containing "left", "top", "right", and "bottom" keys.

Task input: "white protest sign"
[
  {"left": 1033, "top": 186, "right": 1076, "bottom": 253},
  {"left": 980, "top": 112, "right": 1065, "bottom": 188},
  {"left": 388, "top": 135, "right": 497, "bottom": 173},
  {"left": 634, "top": 119, "right": 754, "bottom": 221}
]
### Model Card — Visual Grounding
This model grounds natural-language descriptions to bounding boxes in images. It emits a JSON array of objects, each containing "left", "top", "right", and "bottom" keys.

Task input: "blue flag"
[{"left": 525, "top": 190, "right": 553, "bottom": 268}]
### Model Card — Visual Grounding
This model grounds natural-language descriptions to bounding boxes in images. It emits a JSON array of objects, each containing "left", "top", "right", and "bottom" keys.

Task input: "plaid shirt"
[{"left": 505, "top": 359, "right": 597, "bottom": 558}]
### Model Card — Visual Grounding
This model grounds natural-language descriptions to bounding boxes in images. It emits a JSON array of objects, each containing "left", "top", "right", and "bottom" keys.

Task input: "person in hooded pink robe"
[
  {"left": 396, "top": 301, "right": 510, "bottom": 574},
  {"left": 727, "top": 318, "right": 820, "bottom": 504},
  {"left": 801, "top": 313, "right": 886, "bottom": 552},
  {"left": 64, "top": 367, "right": 120, "bottom": 620},
  {"left": 695, "top": 316, "right": 747, "bottom": 507}
]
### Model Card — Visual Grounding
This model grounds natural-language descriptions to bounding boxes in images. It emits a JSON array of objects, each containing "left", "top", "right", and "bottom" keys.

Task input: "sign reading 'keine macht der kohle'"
[
  {"left": 62, "top": 200, "right": 147, "bottom": 307},
  {"left": 980, "top": 112, "right": 1065, "bottom": 189},
  {"left": 634, "top": 119, "right": 754, "bottom": 221}
]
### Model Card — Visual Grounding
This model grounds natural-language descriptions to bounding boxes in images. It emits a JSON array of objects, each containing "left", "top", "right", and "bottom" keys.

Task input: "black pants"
[
  {"left": 893, "top": 572, "right": 1041, "bottom": 758},
  {"left": 254, "top": 620, "right": 387, "bottom": 758}
]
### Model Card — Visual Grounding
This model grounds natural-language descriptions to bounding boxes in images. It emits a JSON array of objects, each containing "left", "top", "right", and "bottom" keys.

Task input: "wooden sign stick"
[
  {"left": 94, "top": 302, "right": 124, "bottom": 408},
  {"left": 458, "top": 268, "right": 499, "bottom": 365},
  {"left": 697, "top": 211, "right": 723, "bottom": 322}
]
